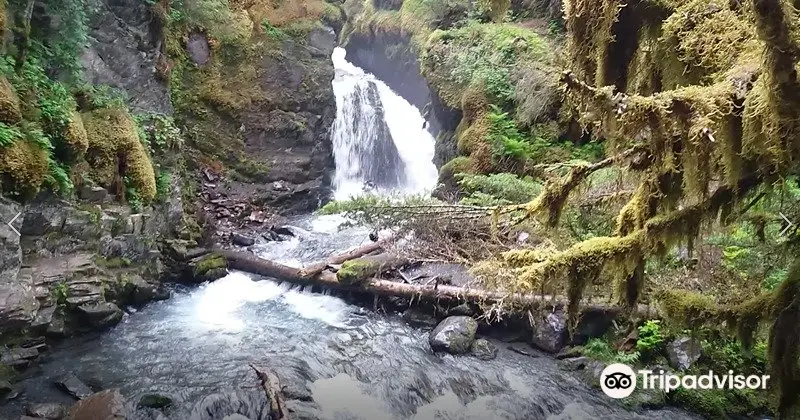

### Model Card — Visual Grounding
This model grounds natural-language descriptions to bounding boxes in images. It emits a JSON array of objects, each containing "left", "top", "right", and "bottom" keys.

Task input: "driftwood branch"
[{"left": 250, "top": 364, "right": 289, "bottom": 420}]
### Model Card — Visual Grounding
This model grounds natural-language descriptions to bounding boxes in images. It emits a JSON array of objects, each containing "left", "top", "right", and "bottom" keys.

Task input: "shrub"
[
  {"left": 458, "top": 172, "right": 541, "bottom": 204},
  {"left": 636, "top": 319, "right": 665, "bottom": 355}
]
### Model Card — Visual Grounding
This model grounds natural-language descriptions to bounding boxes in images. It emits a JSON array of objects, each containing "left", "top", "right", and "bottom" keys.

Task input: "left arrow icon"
[{"left": 6, "top": 212, "right": 21, "bottom": 236}]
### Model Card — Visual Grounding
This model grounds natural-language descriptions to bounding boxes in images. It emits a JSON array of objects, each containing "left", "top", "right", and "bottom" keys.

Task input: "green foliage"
[
  {"left": 424, "top": 21, "right": 549, "bottom": 107},
  {"left": 27, "top": 0, "right": 92, "bottom": 81},
  {"left": 124, "top": 176, "right": 143, "bottom": 213},
  {"left": 79, "top": 85, "right": 128, "bottom": 109},
  {"left": 51, "top": 281, "right": 69, "bottom": 305},
  {"left": 262, "top": 20, "right": 286, "bottom": 39},
  {"left": 458, "top": 172, "right": 541, "bottom": 205},
  {"left": 0, "top": 122, "right": 22, "bottom": 147},
  {"left": 636, "top": 319, "right": 665, "bottom": 354},
  {"left": 582, "top": 338, "right": 641, "bottom": 364},
  {"left": 155, "top": 170, "right": 171, "bottom": 203},
  {"left": 486, "top": 104, "right": 546, "bottom": 161}
]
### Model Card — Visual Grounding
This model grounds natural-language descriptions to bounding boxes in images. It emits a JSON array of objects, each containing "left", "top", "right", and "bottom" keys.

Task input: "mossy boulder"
[
  {"left": 191, "top": 253, "right": 228, "bottom": 282},
  {"left": 0, "top": 75, "right": 22, "bottom": 124},
  {"left": 429, "top": 316, "right": 479, "bottom": 354},
  {"left": 82, "top": 108, "right": 157, "bottom": 202},
  {"left": 0, "top": 138, "right": 49, "bottom": 198}
]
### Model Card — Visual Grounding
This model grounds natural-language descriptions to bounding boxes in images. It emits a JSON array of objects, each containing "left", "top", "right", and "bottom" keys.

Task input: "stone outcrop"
[
  {"left": 429, "top": 316, "right": 478, "bottom": 354},
  {"left": 81, "top": 0, "right": 172, "bottom": 114},
  {"left": 0, "top": 197, "right": 39, "bottom": 331}
]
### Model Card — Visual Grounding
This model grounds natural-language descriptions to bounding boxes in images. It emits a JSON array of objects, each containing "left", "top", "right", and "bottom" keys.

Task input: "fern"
[{"left": 0, "top": 122, "right": 22, "bottom": 147}]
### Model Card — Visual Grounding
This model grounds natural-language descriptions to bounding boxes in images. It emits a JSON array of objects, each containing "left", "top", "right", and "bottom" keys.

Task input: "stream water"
[{"left": 0, "top": 49, "right": 697, "bottom": 420}]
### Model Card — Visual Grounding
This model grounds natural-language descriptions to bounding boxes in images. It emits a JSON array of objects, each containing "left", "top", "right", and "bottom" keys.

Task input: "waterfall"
[{"left": 331, "top": 47, "right": 438, "bottom": 200}]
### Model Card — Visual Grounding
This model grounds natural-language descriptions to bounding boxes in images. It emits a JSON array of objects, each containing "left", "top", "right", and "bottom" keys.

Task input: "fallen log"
[
  {"left": 297, "top": 240, "right": 387, "bottom": 277},
  {"left": 250, "top": 364, "right": 289, "bottom": 420},
  {"left": 336, "top": 254, "right": 410, "bottom": 285},
  {"left": 218, "top": 248, "right": 657, "bottom": 317}
]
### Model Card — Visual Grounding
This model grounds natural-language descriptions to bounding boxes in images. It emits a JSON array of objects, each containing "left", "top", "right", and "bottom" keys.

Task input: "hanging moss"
[
  {"left": 58, "top": 110, "right": 88, "bottom": 162},
  {"left": 0, "top": 75, "right": 22, "bottom": 125},
  {"left": 82, "top": 108, "right": 157, "bottom": 202},
  {"left": 768, "top": 258, "right": 800, "bottom": 419},
  {"left": 0, "top": 135, "right": 49, "bottom": 198}
]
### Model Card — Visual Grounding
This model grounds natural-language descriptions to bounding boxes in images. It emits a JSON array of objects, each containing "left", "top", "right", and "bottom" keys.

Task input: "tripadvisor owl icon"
[{"left": 600, "top": 363, "right": 637, "bottom": 399}]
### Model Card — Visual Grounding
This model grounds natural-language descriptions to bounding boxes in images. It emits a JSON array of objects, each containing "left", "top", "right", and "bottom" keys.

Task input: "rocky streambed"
[{"left": 0, "top": 215, "right": 698, "bottom": 420}]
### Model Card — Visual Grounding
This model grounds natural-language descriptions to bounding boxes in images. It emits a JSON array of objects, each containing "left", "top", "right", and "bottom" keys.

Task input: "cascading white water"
[{"left": 331, "top": 47, "right": 439, "bottom": 200}]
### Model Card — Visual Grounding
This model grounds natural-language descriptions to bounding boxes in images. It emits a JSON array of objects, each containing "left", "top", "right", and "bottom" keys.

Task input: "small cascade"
[{"left": 331, "top": 47, "right": 438, "bottom": 200}]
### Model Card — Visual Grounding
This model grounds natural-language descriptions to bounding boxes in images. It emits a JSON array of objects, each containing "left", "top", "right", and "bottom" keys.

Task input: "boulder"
[
  {"left": 186, "top": 32, "right": 210, "bottom": 66},
  {"left": 77, "top": 302, "right": 124, "bottom": 329},
  {"left": 284, "top": 399, "right": 323, "bottom": 420},
  {"left": 79, "top": 185, "right": 110, "bottom": 204},
  {"left": 0, "top": 379, "right": 13, "bottom": 396},
  {"left": 231, "top": 233, "right": 255, "bottom": 247},
  {"left": 26, "top": 402, "right": 67, "bottom": 419},
  {"left": 56, "top": 373, "right": 94, "bottom": 400},
  {"left": 65, "top": 389, "right": 126, "bottom": 420},
  {"left": 308, "top": 25, "right": 336, "bottom": 58},
  {"left": 446, "top": 302, "right": 474, "bottom": 317},
  {"left": 666, "top": 336, "right": 702, "bottom": 370},
  {"left": 529, "top": 311, "right": 566, "bottom": 353},
  {"left": 470, "top": 339, "right": 498, "bottom": 361},
  {"left": 428, "top": 316, "right": 478, "bottom": 354},
  {"left": 128, "top": 276, "right": 163, "bottom": 304},
  {"left": 1, "top": 346, "right": 39, "bottom": 367},
  {"left": 559, "top": 356, "right": 591, "bottom": 371},
  {"left": 401, "top": 308, "right": 437, "bottom": 328},
  {"left": 136, "top": 393, "right": 173, "bottom": 410}
]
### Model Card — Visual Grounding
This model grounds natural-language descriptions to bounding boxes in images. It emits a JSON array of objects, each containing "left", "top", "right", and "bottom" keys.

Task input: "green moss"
[
  {"left": 0, "top": 132, "right": 49, "bottom": 199},
  {"left": 193, "top": 253, "right": 228, "bottom": 277},
  {"left": 0, "top": 75, "right": 22, "bottom": 124},
  {"left": 81, "top": 107, "right": 157, "bottom": 202},
  {"left": 336, "top": 258, "right": 379, "bottom": 285},
  {"left": 60, "top": 110, "right": 88, "bottom": 161},
  {"left": 94, "top": 255, "right": 132, "bottom": 269}
]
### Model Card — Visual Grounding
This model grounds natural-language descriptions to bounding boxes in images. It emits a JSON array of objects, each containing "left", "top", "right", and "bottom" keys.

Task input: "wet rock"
[
  {"left": 429, "top": 316, "right": 478, "bottom": 354},
  {"left": 31, "top": 306, "right": 56, "bottom": 331},
  {"left": 470, "top": 339, "right": 498, "bottom": 361},
  {"left": 137, "top": 394, "right": 172, "bottom": 410},
  {"left": 507, "top": 342, "right": 539, "bottom": 357},
  {"left": 559, "top": 356, "right": 591, "bottom": 371},
  {"left": 666, "top": 336, "right": 702, "bottom": 370},
  {"left": 529, "top": 311, "right": 566, "bottom": 353},
  {"left": 555, "top": 346, "right": 583, "bottom": 360},
  {"left": 308, "top": 25, "right": 336, "bottom": 57},
  {"left": 77, "top": 302, "right": 124, "bottom": 329},
  {"left": 79, "top": 185, "right": 110, "bottom": 204},
  {"left": 285, "top": 399, "right": 323, "bottom": 420},
  {"left": 1, "top": 346, "right": 39, "bottom": 367},
  {"left": 56, "top": 373, "right": 94, "bottom": 399},
  {"left": 281, "top": 381, "right": 313, "bottom": 402},
  {"left": 446, "top": 302, "right": 474, "bottom": 317},
  {"left": 401, "top": 308, "right": 437, "bottom": 328},
  {"left": 26, "top": 402, "right": 67, "bottom": 419},
  {"left": 46, "top": 310, "right": 71, "bottom": 337},
  {"left": 125, "top": 275, "right": 162, "bottom": 304},
  {"left": 0, "top": 379, "right": 13, "bottom": 396},
  {"left": 65, "top": 389, "right": 126, "bottom": 419},
  {"left": 187, "top": 32, "right": 210, "bottom": 66},
  {"left": 231, "top": 233, "right": 255, "bottom": 247}
]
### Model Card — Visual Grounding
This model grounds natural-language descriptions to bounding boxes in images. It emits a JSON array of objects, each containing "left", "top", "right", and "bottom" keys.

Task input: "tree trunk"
[{"left": 217, "top": 248, "right": 655, "bottom": 316}]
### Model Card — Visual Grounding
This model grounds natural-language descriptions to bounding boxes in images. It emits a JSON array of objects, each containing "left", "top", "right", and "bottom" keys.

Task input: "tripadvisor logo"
[{"left": 599, "top": 364, "right": 770, "bottom": 399}]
